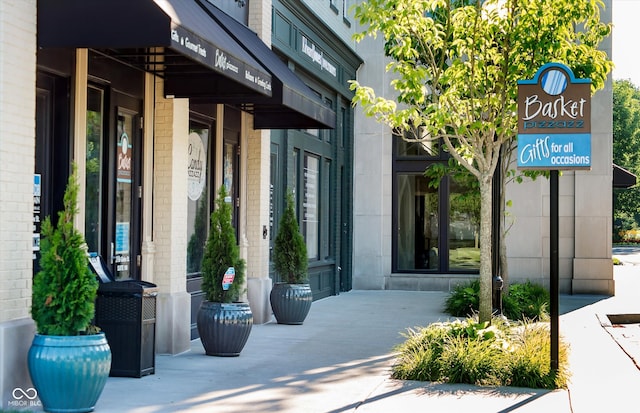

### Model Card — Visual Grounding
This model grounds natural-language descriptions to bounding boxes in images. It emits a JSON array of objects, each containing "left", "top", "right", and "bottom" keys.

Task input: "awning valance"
[
  {"left": 189, "top": 0, "right": 336, "bottom": 130},
  {"left": 38, "top": 0, "right": 336, "bottom": 129},
  {"left": 37, "top": 0, "right": 272, "bottom": 98},
  {"left": 614, "top": 164, "right": 637, "bottom": 189}
]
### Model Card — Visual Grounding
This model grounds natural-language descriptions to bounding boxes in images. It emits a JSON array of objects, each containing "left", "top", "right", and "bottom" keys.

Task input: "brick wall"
[
  {"left": 245, "top": 2, "right": 274, "bottom": 323},
  {"left": 245, "top": 126, "right": 271, "bottom": 279},
  {"left": 0, "top": 0, "right": 37, "bottom": 323},
  {"left": 248, "top": 0, "right": 271, "bottom": 42},
  {"left": 153, "top": 79, "right": 189, "bottom": 293}
]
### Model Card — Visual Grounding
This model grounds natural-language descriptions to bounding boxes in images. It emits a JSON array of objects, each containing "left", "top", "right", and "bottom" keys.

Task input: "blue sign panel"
[
  {"left": 517, "top": 133, "right": 591, "bottom": 169},
  {"left": 115, "top": 222, "right": 130, "bottom": 255}
]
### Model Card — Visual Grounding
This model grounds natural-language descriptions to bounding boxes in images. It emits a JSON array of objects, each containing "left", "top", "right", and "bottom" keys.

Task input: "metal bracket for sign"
[{"left": 517, "top": 62, "right": 592, "bottom": 373}]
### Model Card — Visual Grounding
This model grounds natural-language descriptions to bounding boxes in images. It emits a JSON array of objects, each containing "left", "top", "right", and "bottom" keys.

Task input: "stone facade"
[{"left": 351, "top": 0, "right": 614, "bottom": 295}]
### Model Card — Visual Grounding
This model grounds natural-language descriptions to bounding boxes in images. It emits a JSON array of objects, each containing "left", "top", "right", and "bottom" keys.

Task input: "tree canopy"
[
  {"left": 351, "top": 0, "right": 612, "bottom": 322},
  {"left": 613, "top": 79, "right": 640, "bottom": 173},
  {"left": 613, "top": 79, "right": 640, "bottom": 239}
]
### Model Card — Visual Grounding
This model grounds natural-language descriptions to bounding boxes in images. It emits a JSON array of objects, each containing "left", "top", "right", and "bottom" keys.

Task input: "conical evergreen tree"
[
  {"left": 32, "top": 164, "right": 98, "bottom": 335},
  {"left": 201, "top": 185, "right": 246, "bottom": 302},
  {"left": 273, "top": 190, "right": 308, "bottom": 284}
]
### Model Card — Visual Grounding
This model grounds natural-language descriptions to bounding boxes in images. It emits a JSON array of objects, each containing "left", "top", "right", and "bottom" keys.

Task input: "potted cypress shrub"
[
  {"left": 270, "top": 189, "right": 313, "bottom": 325},
  {"left": 197, "top": 185, "right": 253, "bottom": 356},
  {"left": 28, "top": 164, "right": 112, "bottom": 413}
]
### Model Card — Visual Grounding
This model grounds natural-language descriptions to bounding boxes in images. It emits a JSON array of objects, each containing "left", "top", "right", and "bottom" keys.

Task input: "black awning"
[
  {"left": 192, "top": 0, "right": 336, "bottom": 130},
  {"left": 37, "top": 0, "right": 272, "bottom": 98},
  {"left": 614, "top": 164, "right": 637, "bottom": 189}
]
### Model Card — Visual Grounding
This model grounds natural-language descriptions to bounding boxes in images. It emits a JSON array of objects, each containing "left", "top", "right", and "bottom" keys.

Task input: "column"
[{"left": 152, "top": 78, "right": 191, "bottom": 354}]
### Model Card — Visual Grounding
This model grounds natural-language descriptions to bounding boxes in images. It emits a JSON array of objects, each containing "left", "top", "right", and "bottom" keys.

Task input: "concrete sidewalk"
[{"left": 90, "top": 264, "right": 640, "bottom": 412}]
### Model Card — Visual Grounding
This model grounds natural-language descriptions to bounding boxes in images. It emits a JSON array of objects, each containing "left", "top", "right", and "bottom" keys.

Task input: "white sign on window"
[{"left": 188, "top": 132, "right": 207, "bottom": 201}]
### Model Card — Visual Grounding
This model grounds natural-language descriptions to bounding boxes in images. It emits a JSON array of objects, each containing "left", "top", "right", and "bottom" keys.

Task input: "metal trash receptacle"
[{"left": 91, "top": 254, "right": 158, "bottom": 378}]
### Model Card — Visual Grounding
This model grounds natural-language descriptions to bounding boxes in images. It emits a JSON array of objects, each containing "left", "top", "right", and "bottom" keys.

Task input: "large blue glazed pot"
[
  {"left": 197, "top": 301, "right": 253, "bottom": 356},
  {"left": 27, "top": 333, "right": 112, "bottom": 413},
  {"left": 270, "top": 283, "right": 313, "bottom": 325}
]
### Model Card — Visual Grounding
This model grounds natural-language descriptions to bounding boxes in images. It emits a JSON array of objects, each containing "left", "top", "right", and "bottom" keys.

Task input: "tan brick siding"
[{"left": 0, "top": 0, "right": 37, "bottom": 323}]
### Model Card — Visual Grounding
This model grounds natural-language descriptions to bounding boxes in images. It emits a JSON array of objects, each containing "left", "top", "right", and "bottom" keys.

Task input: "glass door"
[
  {"left": 35, "top": 71, "right": 71, "bottom": 275},
  {"left": 85, "top": 87, "right": 142, "bottom": 280},
  {"left": 85, "top": 86, "right": 104, "bottom": 255},
  {"left": 113, "top": 110, "right": 137, "bottom": 279},
  {"left": 186, "top": 116, "right": 213, "bottom": 340}
]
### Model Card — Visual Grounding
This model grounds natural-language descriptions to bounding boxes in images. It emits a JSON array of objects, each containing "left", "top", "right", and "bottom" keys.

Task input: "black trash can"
[{"left": 90, "top": 255, "right": 158, "bottom": 378}]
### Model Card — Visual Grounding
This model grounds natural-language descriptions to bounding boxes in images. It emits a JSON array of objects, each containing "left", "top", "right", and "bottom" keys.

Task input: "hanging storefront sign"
[
  {"left": 187, "top": 132, "right": 207, "bottom": 201},
  {"left": 517, "top": 63, "right": 591, "bottom": 170}
]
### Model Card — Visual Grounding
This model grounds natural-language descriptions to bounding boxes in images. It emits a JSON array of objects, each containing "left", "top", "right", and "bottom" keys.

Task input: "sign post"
[{"left": 517, "top": 63, "right": 591, "bottom": 372}]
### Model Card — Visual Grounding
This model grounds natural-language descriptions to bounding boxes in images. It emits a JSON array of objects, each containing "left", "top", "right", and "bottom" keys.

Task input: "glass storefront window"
[
  {"left": 223, "top": 142, "right": 234, "bottom": 197},
  {"left": 448, "top": 175, "right": 480, "bottom": 271},
  {"left": 323, "top": 158, "right": 332, "bottom": 260},
  {"left": 396, "top": 174, "right": 439, "bottom": 270},
  {"left": 394, "top": 126, "right": 481, "bottom": 274},
  {"left": 85, "top": 86, "right": 104, "bottom": 253},
  {"left": 223, "top": 141, "right": 238, "bottom": 232},
  {"left": 292, "top": 149, "right": 299, "bottom": 197},
  {"left": 303, "top": 154, "right": 319, "bottom": 260},
  {"left": 186, "top": 127, "right": 210, "bottom": 275},
  {"left": 396, "top": 127, "right": 440, "bottom": 157}
]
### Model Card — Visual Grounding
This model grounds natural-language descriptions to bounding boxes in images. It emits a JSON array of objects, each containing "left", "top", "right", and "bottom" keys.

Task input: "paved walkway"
[{"left": 88, "top": 253, "right": 640, "bottom": 412}]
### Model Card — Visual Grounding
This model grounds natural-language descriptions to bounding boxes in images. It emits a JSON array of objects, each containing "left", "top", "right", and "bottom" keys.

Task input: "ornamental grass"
[{"left": 392, "top": 317, "right": 569, "bottom": 389}]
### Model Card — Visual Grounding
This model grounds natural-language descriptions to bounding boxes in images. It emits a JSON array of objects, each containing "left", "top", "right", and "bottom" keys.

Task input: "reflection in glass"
[
  {"left": 292, "top": 149, "right": 299, "bottom": 197},
  {"left": 269, "top": 149, "right": 278, "bottom": 262},
  {"left": 223, "top": 143, "right": 234, "bottom": 197},
  {"left": 114, "top": 113, "right": 134, "bottom": 280},
  {"left": 448, "top": 175, "right": 480, "bottom": 270},
  {"left": 85, "top": 87, "right": 103, "bottom": 254},
  {"left": 397, "top": 174, "right": 439, "bottom": 270},
  {"left": 303, "top": 155, "right": 319, "bottom": 260},
  {"left": 186, "top": 128, "right": 210, "bottom": 275},
  {"left": 223, "top": 142, "right": 236, "bottom": 229},
  {"left": 396, "top": 127, "right": 440, "bottom": 157}
]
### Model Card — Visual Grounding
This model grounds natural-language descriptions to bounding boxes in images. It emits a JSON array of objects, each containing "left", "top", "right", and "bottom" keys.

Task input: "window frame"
[{"left": 391, "top": 134, "right": 480, "bottom": 274}]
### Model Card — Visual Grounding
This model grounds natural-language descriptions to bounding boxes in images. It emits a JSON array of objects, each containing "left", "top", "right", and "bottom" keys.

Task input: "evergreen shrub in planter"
[
  {"left": 197, "top": 185, "right": 252, "bottom": 356},
  {"left": 28, "top": 164, "right": 111, "bottom": 413},
  {"left": 270, "top": 190, "right": 312, "bottom": 325}
]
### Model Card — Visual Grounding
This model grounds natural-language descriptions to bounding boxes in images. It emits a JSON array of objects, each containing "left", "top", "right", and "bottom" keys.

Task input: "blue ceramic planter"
[{"left": 28, "top": 333, "right": 112, "bottom": 413}]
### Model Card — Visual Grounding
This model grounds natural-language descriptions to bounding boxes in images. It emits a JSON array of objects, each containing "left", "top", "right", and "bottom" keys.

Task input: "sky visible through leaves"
[{"left": 613, "top": 0, "right": 640, "bottom": 85}]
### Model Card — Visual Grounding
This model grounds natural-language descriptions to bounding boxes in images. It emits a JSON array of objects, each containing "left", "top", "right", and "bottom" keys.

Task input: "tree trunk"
[{"left": 478, "top": 174, "right": 493, "bottom": 323}]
